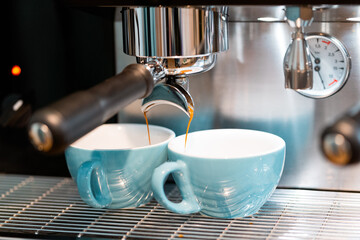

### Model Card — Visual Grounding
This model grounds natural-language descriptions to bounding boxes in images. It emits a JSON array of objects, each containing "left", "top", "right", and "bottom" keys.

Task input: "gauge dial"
[{"left": 297, "top": 33, "right": 351, "bottom": 98}]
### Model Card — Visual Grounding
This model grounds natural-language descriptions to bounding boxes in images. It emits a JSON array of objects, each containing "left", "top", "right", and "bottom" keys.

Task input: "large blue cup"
[
  {"left": 65, "top": 123, "right": 175, "bottom": 209},
  {"left": 152, "top": 129, "right": 285, "bottom": 218}
]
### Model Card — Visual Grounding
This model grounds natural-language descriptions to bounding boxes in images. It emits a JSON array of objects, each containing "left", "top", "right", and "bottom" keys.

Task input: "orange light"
[{"left": 11, "top": 65, "right": 21, "bottom": 76}]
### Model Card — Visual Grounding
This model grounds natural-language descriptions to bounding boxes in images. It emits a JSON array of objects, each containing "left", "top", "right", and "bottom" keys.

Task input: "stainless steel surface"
[
  {"left": 122, "top": 7, "right": 228, "bottom": 58},
  {"left": 228, "top": 6, "right": 286, "bottom": 22},
  {"left": 227, "top": 5, "right": 360, "bottom": 22},
  {"left": 0, "top": 174, "right": 359, "bottom": 239},
  {"left": 284, "top": 6, "right": 314, "bottom": 91}
]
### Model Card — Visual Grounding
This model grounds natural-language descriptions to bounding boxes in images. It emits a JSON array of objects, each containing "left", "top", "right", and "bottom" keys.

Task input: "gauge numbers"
[{"left": 297, "top": 33, "right": 351, "bottom": 98}]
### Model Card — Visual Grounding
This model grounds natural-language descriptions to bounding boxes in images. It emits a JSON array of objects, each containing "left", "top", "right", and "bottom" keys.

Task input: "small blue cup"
[
  {"left": 65, "top": 123, "right": 175, "bottom": 209},
  {"left": 152, "top": 129, "right": 285, "bottom": 218}
]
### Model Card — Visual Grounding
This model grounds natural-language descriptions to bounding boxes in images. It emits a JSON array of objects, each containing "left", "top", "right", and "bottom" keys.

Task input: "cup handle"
[
  {"left": 152, "top": 160, "right": 201, "bottom": 214},
  {"left": 77, "top": 160, "right": 112, "bottom": 208}
]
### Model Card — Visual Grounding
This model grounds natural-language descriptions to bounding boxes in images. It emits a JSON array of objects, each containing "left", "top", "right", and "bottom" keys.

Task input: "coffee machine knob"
[
  {"left": 321, "top": 114, "right": 360, "bottom": 165},
  {"left": 28, "top": 122, "right": 53, "bottom": 152},
  {"left": 322, "top": 132, "right": 352, "bottom": 165}
]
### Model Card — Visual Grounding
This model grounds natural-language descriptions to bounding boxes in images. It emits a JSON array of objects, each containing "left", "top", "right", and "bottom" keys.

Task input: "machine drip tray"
[{"left": 0, "top": 174, "right": 358, "bottom": 239}]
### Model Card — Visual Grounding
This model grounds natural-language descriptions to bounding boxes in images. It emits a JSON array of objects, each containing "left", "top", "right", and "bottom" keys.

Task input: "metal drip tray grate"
[{"left": 0, "top": 175, "right": 358, "bottom": 239}]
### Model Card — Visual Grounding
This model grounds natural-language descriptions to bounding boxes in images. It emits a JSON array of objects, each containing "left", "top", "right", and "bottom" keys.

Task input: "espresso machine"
[
  {"left": 3, "top": 1, "right": 360, "bottom": 238},
  {"left": 28, "top": 4, "right": 360, "bottom": 189},
  {"left": 116, "top": 5, "right": 360, "bottom": 191}
]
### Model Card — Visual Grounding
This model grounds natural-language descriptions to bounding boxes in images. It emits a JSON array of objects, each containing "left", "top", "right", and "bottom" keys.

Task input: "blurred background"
[{"left": 3, "top": 0, "right": 115, "bottom": 176}]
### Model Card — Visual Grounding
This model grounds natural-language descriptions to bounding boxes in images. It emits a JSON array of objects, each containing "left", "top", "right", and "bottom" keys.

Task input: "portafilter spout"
[
  {"left": 138, "top": 55, "right": 217, "bottom": 117},
  {"left": 142, "top": 76, "right": 194, "bottom": 117},
  {"left": 284, "top": 6, "right": 314, "bottom": 90}
]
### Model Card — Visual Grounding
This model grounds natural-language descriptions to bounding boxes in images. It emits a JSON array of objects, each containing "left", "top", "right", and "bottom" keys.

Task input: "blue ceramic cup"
[
  {"left": 152, "top": 129, "right": 285, "bottom": 218},
  {"left": 65, "top": 123, "right": 175, "bottom": 209}
]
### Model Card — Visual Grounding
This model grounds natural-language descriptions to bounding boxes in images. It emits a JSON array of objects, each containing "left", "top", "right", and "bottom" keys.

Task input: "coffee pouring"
[{"left": 28, "top": 6, "right": 229, "bottom": 154}]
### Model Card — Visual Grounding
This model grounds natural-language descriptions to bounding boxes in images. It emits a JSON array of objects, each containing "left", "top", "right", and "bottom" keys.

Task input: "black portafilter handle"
[
  {"left": 28, "top": 64, "right": 154, "bottom": 155},
  {"left": 321, "top": 104, "right": 360, "bottom": 165}
]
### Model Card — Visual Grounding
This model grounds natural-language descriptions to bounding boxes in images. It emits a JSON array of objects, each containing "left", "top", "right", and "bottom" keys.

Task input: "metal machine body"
[{"left": 116, "top": 6, "right": 360, "bottom": 191}]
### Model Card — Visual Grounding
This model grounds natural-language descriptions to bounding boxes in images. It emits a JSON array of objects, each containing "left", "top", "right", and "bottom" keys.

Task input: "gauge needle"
[
  {"left": 317, "top": 71, "right": 326, "bottom": 89},
  {"left": 308, "top": 50, "right": 326, "bottom": 89},
  {"left": 309, "top": 50, "right": 316, "bottom": 59}
]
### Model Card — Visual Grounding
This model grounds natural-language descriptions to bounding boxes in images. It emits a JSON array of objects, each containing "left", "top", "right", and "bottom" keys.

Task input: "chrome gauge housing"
[{"left": 296, "top": 32, "right": 351, "bottom": 98}]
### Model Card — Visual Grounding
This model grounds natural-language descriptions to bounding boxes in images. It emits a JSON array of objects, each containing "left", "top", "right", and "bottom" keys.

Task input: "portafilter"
[{"left": 28, "top": 6, "right": 228, "bottom": 154}]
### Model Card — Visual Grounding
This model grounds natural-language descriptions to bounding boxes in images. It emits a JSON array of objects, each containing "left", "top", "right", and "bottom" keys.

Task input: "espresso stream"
[
  {"left": 144, "top": 106, "right": 194, "bottom": 148},
  {"left": 143, "top": 112, "right": 152, "bottom": 145},
  {"left": 184, "top": 106, "right": 194, "bottom": 148}
]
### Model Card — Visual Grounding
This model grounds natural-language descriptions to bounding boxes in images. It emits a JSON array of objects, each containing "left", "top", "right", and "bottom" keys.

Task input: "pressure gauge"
[{"left": 297, "top": 33, "right": 351, "bottom": 98}]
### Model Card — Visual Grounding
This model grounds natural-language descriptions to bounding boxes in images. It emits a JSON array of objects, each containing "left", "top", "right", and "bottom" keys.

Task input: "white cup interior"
[
  {"left": 70, "top": 124, "right": 175, "bottom": 150},
  {"left": 169, "top": 129, "right": 285, "bottom": 158}
]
